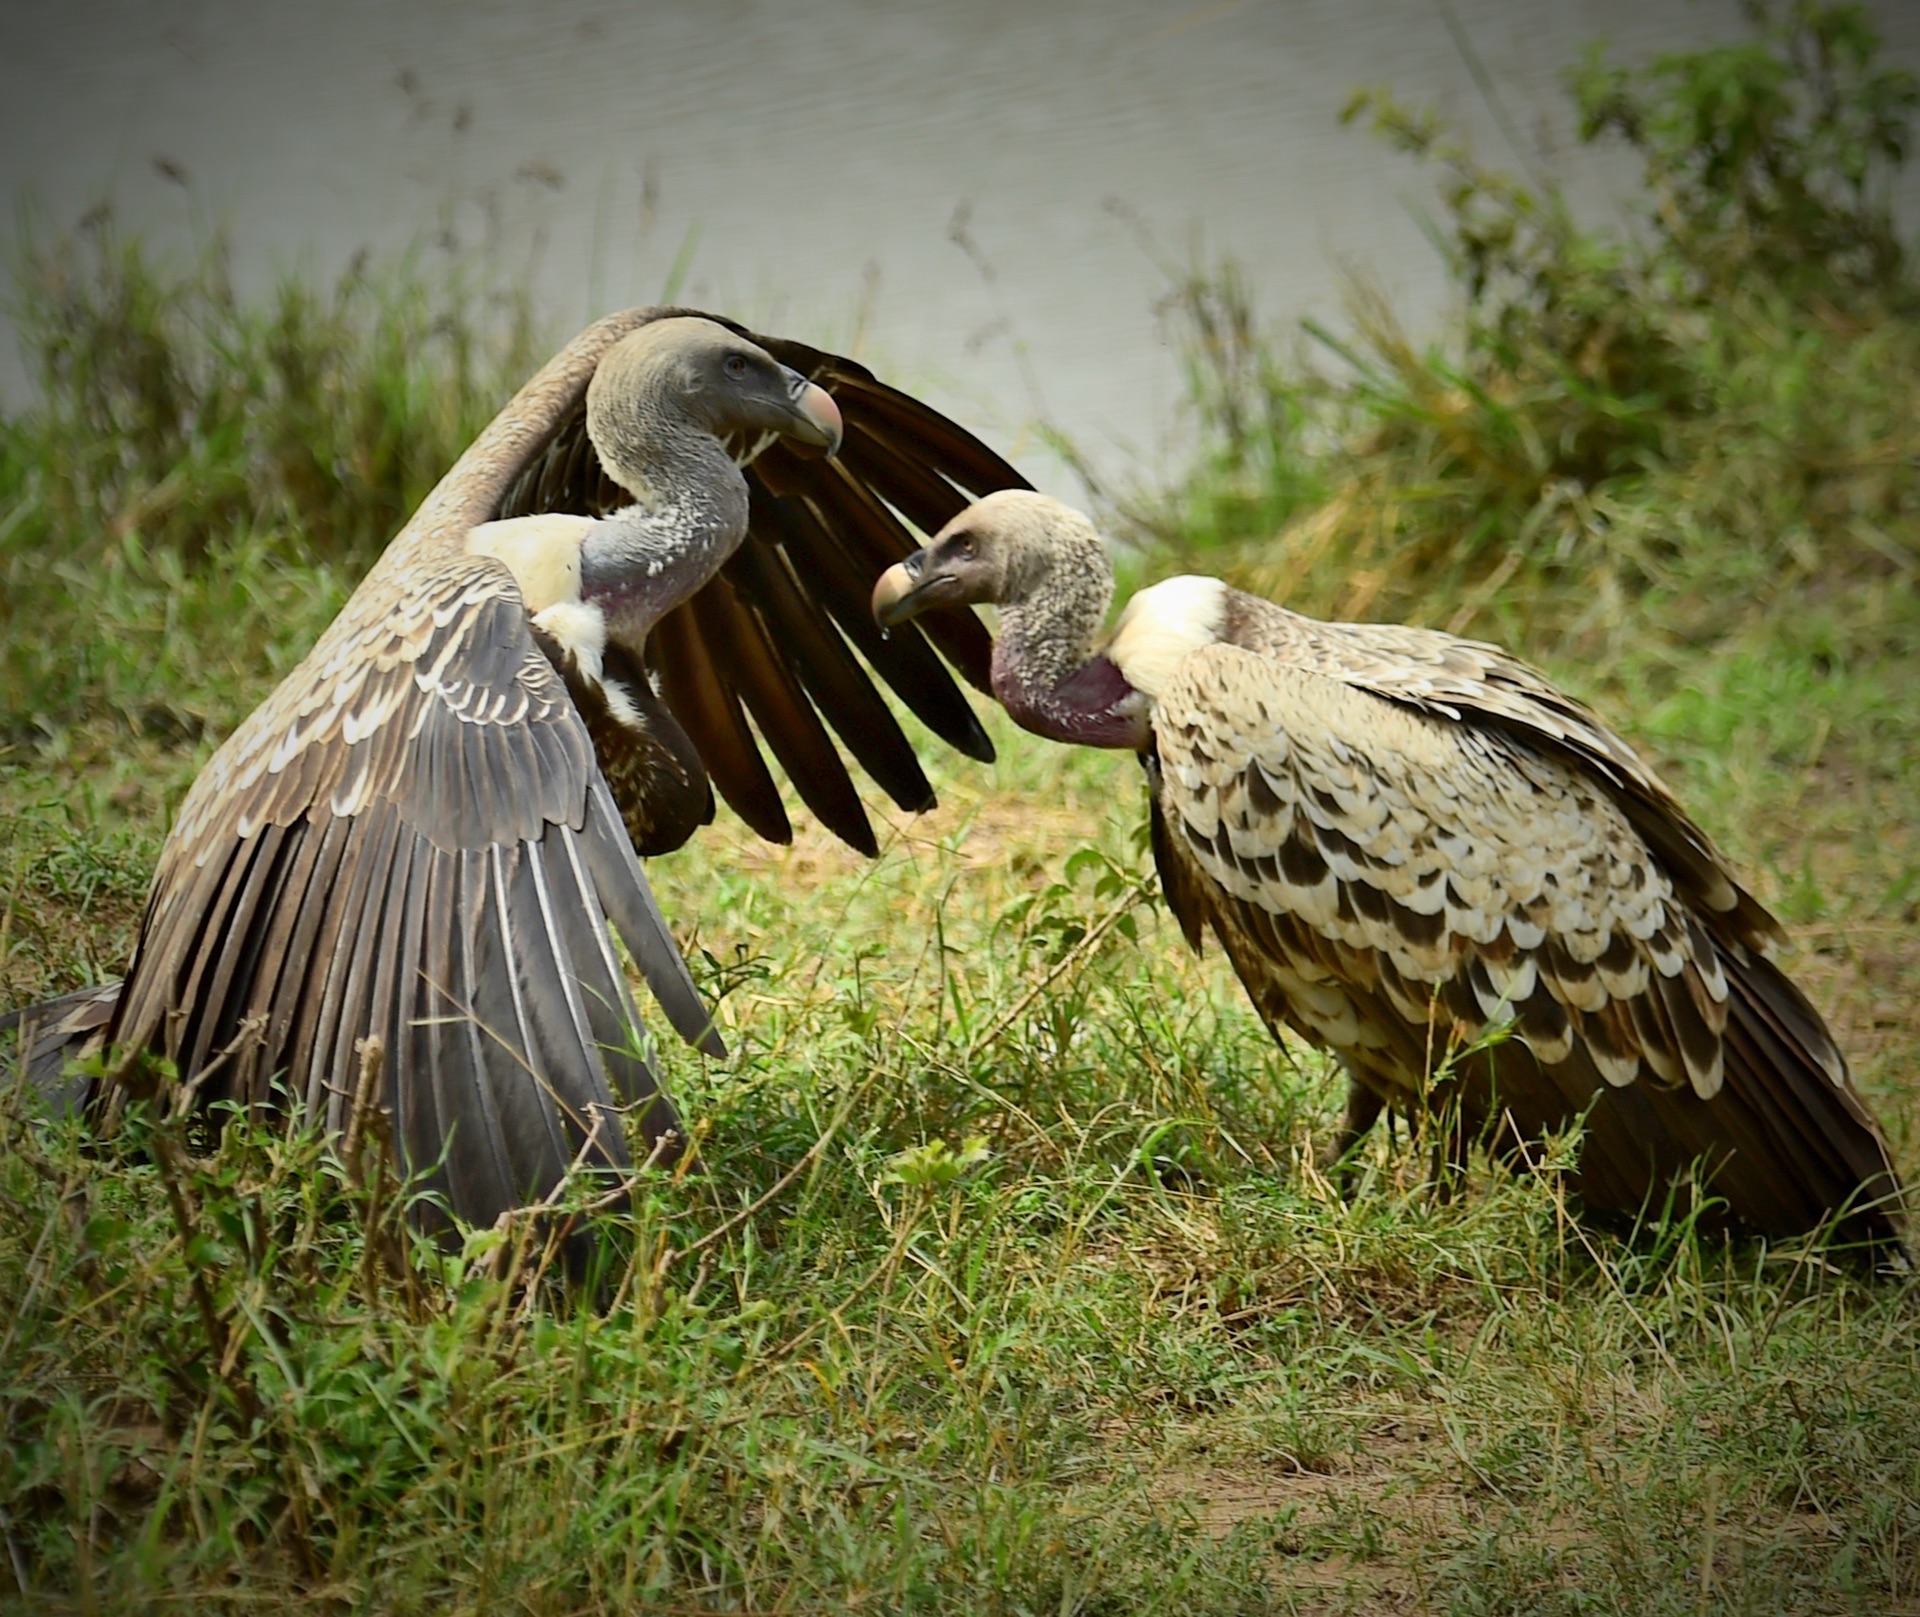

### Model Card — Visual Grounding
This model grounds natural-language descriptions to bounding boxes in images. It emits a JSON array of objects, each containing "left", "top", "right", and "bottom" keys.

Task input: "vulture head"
[
  {"left": 587, "top": 316, "right": 844, "bottom": 496},
  {"left": 554, "top": 319, "right": 846, "bottom": 641},
  {"left": 873, "top": 489, "right": 1104, "bottom": 620},
  {"left": 874, "top": 490, "right": 1155, "bottom": 750}
]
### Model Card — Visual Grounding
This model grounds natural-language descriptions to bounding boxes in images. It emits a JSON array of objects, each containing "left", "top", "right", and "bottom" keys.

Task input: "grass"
[
  {"left": 4, "top": 6, "right": 1920, "bottom": 1611},
  {"left": 7, "top": 707, "right": 1919, "bottom": 1614}
]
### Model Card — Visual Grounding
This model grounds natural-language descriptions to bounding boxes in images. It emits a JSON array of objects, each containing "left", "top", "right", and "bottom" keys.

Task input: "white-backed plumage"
[{"left": 873, "top": 490, "right": 1903, "bottom": 1249}]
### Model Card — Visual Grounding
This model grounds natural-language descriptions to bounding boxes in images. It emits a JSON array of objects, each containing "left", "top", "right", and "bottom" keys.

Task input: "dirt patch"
[{"left": 1141, "top": 1429, "right": 1469, "bottom": 1611}]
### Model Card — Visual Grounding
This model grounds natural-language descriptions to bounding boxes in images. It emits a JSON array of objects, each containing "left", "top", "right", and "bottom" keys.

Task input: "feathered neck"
[
  {"left": 995, "top": 563, "right": 1111, "bottom": 693},
  {"left": 990, "top": 533, "right": 1150, "bottom": 751},
  {"left": 579, "top": 405, "right": 748, "bottom": 641}
]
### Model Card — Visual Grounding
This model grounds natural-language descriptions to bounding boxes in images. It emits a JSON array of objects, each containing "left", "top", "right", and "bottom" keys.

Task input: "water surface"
[{"left": 5, "top": 0, "right": 1917, "bottom": 491}]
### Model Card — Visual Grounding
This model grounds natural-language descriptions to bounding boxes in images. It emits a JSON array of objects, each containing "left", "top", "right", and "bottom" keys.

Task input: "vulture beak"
[
  {"left": 783, "top": 369, "right": 844, "bottom": 458},
  {"left": 871, "top": 551, "right": 934, "bottom": 628}
]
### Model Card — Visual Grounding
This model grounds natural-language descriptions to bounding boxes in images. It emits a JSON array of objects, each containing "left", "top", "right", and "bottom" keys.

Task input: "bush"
[
  {"left": 0, "top": 218, "right": 544, "bottom": 746},
  {"left": 7, "top": 212, "right": 541, "bottom": 567},
  {"left": 1127, "top": 2, "right": 1920, "bottom": 653}
]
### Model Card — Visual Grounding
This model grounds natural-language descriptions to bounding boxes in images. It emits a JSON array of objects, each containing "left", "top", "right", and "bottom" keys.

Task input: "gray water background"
[{"left": 5, "top": 0, "right": 1918, "bottom": 495}]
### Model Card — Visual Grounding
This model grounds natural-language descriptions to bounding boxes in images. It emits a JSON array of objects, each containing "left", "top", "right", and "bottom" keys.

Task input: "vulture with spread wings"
[
  {"left": 6, "top": 308, "right": 1026, "bottom": 1236},
  {"left": 873, "top": 492, "right": 1905, "bottom": 1252}
]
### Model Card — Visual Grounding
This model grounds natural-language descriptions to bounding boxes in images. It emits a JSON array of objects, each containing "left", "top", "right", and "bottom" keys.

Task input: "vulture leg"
[{"left": 1321, "top": 1071, "right": 1386, "bottom": 1195}]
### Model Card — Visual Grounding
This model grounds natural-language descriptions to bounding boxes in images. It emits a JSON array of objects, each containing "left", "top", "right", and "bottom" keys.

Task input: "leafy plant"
[
  {"left": 1571, "top": 0, "right": 1919, "bottom": 303},
  {"left": 1125, "top": 2, "right": 1920, "bottom": 660}
]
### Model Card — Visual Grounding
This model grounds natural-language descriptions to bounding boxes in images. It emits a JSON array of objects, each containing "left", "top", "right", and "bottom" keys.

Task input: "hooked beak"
[
  {"left": 782, "top": 368, "right": 844, "bottom": 457},
  {"left": 871, "top": 550, "right": 941, "bottom": 628}
]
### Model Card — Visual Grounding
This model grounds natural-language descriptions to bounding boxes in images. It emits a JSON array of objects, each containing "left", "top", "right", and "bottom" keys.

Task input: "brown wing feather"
[
  {"left": 651, "top": 591, "right": 794, "bottom": 845},
  {"left": 742, "top": 476, "right": 995, "bottom": 762},
  {"left": 1153, "top": 640, "right": 1901, "bottom": 1246},
  {"left": 1143, "top": 753, "right": 1208, "bottom": 953},
  {"left": 697, "top": 570, "right": 878, "bottom": 856},
  {"left": 761, "top": 445, "right": 997, "bottom": 696},
  {"left": 724, "top": 528, "right": 936, "bottom": 817},
  {"left": 493, "top": 314, "right": 1023, "bottom": 850}
]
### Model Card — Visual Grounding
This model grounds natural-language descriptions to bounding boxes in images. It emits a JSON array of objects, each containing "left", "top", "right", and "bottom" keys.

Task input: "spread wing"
[
  {"left": 35, "top": 305, "right": 1026, "bottom": 1239},
  {"left": 79, "top": 308, "right": 732, "bottom": 1236},
  {"left": 496, "top": 317, "right": 1028, "bottom": 856},
  {"left": 1153, "top": 641, "right": 1900, "bottom": 1241},
  {"left": 105, "top": 550, "right": 718, "bottom": 1235}
]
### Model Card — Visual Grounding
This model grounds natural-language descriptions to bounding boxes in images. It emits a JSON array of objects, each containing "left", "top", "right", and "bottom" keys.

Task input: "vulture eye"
[
  {"left": 948, "top": 533, "right": 976, "bottom": 560},
  {"left": 724, "top": 353, "right": 749, "bottom": 379}
]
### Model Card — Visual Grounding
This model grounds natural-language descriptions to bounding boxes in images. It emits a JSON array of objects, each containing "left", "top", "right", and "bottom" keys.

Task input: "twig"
[
  {"left": 666, "top": 1128, "right": 835, "bottom": 1268},
  {"left": 667, "top": 1057, "right": 890, "bottom": 1272},
  {"left": 166, "top": 1017, "right": 267, "bottom": 1123},
  {"left": 0, "top": 1503, "right": 30, "bottom": 1598},
  {"left": 149, "top": 1127, "right": 260, "bottom": 1425},
  {"left": 491, "top": 1107, "right": 669, "bottom": 1233},
  {"left": 488, "top": 1111, "right": 684, "bottom": 1311},
  {"left": 339, "top": 1037, "right": 423, "bottom": 1312},
  {"left": 1696, "top": 1470, "right": 1719, "bottom": 1615},
  {"left": 768, "top": 1200, "right": 925, "bottom": 1362},
  {"left": 1431, "top": 0, "right": 1550, "bottom": 192},
  {"left": 967, "top": 880, "right": 1150, "bottom": 1057},
  {"left": 341, "top": 1034, "right": 386, "bottom": 1167}
]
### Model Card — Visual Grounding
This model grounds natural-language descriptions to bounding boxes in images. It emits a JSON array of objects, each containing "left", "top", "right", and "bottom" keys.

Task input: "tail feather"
[
  {"left": 1562, "top": 943, "right": 1903, "bottom": 1252},
  {"left": 2, "top": 982, "right": 122, "bottom": 1112},
  {"left": 1715, "top": 948, "right": 1903, "bottom": 1248}
]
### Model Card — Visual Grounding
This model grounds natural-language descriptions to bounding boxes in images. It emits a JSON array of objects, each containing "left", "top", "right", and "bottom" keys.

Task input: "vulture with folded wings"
[
  {"left": 872, "top": 491, "right": 1905, "bottom": 1251},
  {"left": 6, "top": 308, "right": 1025, "bottom": 1236}
]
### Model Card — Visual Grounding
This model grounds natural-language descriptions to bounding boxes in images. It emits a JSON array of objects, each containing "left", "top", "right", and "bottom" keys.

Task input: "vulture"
[
  {"left": 4, "top": 309, "right": 1026, "bottom": 1237},
  {"left": 872, "top": 491, "right": 1906, "bottom": 1250}
]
